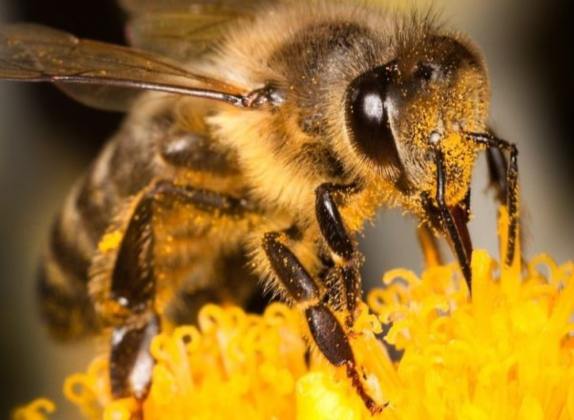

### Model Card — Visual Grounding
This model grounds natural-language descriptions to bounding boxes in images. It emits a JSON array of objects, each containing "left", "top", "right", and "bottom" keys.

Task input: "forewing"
[
  {"left": 121, "top": 0, "right": 265, "bottom": 61},
  {"left": 119, "top": 0, "right": 199, "bottom": 13},
  {"left": 127, "top": 11, "right": 241, "bottom": 61},
  {"left": 0, "top": 24, "right": 247, "bottom": 111},
  {"left": 119, "top": 0, "right": 260, "bottom": 14}
]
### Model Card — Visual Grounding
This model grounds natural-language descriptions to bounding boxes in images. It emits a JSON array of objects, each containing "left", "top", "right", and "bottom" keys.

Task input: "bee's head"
[{"left": 344, "top": 35, "right": 489, "bottom": 208}]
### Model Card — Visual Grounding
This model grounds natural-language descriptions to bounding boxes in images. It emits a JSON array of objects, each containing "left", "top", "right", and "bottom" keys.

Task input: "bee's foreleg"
[
  {"left": 466, "top": 131, "right": 519, "bottom": 265},
  {"left": 435, "top": 151, "right": 473, "bottom": 288},
  {"left": 315, "top": 183, "right": 362, "bottom": 323},
  {"left": 486, "top": 144, "right": 521, "bottom": 265},
  {"left": 486, "top": 146, "right": 509, "bottom": 203},
  {"left": 420, "top": 182, "right": 472, "bottom": 287},
  {"left": 262, "top": 232, "right": 380, "bottom": 414}
]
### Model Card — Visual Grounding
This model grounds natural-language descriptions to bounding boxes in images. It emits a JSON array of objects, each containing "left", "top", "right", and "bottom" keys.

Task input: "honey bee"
[{"left": 0, "top": 0, "right": 519, "bottom": 413}]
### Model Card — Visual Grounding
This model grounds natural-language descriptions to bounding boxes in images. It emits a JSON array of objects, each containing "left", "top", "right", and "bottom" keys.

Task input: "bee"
[{"left": 0, "top": 0, "right": 519, "bottom": 413}]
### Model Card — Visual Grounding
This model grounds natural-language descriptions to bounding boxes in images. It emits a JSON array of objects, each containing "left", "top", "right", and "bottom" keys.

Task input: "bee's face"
[{"left": 345, "top": 36, "right": 490, "bottom": 205}]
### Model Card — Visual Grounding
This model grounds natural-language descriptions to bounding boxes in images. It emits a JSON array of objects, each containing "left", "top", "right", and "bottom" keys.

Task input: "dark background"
[{"left": 1, "top": 0, "right": 573, "bottom": 417}]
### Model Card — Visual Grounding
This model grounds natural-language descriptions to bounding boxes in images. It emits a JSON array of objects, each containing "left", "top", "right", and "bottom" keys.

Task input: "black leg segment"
[
  {"left": 314, "top": 182, "right": 362, "bottom": 315},
  {"left": 464, "top": 132, "right": 519, "bottom": 266},
  {"left": 486, "top": 146, "right": 508, "bottom": 203},
  {"left": 341, "top": 265, "right": 361, "bottom": 319},
  {"left": 108, "top": 180, "right": 254, "bottom": 400},
  {"left": 262, "top": 232, "right": 319, "bottom": 301},
  {"left": 109, "top": 193, "right": 158, "bottom": 400},
  {"left": 305, "top": 304, "right": 354, "bottom": 366},
  {"left": 262, "top": 229, "right": 381, "bottom": 413},
  {"left": 110, "top": 314, "right": 159, "bottom": 399},
  {"left": 111, "top": 195, "right": 155, "bottom": 312},
  {"left": 315, "top": 183, "right": 357, "bottom": 261},
  {"left": 153, "top": 180, "right": 252, "bottom": 215},
  {"left": 434, "top": 151, "right": 473, "bottom": 290}
]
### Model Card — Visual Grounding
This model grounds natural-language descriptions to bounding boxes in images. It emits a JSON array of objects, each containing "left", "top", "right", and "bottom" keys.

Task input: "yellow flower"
[{"left": 13, "top": 210, "right": 574, "bottom": 419}]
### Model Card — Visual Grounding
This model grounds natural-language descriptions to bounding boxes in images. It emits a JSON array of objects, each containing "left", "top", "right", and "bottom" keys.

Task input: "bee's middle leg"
[
  {"left": 315, "top": 183, "right": 362, "bottom": 324},
  {"left": 261, "top": 183, "right": 381, "bottom": 412},
  {"left": 262, "top": 232, "right": 379, "bottom": 413}
]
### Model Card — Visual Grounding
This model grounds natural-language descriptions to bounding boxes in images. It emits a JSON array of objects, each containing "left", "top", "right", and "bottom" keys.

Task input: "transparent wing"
[
  {"left": 120, "top": 0, "right": 266, "bottom": 61},
  {"left": 0, "top": 24, "right": 248, "bottom": 111},
  {"left": 119, "top": 0, "right": 260, "bottom": 14},
  {"left": 120, "top": 0, "right": 200, "bottom": 13},
  {"left": 127, "top": 11, "right": 241, "bottom": 61}
]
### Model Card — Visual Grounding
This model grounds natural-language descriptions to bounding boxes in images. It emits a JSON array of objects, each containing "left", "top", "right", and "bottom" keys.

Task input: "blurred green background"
[{"left": 0, "top": 0, "right": 572, "bottom": 417}]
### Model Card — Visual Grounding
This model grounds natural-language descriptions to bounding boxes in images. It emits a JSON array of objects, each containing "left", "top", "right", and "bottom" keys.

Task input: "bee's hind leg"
[
  {"left": 101, "top": 180, "right": 254, "bottom": 401},
  {"left": 105, "top": 193, "right": 159, "bottom": 400},
  {"left": 110, "top": 314, "right": 160, "bottom": 400}
]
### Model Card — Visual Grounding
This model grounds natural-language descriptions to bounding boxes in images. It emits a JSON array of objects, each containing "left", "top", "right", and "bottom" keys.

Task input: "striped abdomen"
[
  {"left": 37, "top": 181, "right": 104, "bottom": 339},
  {"left": 37, "top": 99, "right": 247, "bottom": 340},
  {"left": 37, "top": 102, "right": 169, "bottom": 340}
]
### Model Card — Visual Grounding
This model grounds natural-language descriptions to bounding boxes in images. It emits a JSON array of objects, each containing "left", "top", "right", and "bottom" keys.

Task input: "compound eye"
[{"left": 345, "top": 67, "right": 400, "bottom": 167}]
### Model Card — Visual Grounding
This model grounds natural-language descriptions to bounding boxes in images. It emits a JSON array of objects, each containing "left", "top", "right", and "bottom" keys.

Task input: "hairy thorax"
[{"left": 208, "top": 3, "right": 398, "bottom": 229}]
